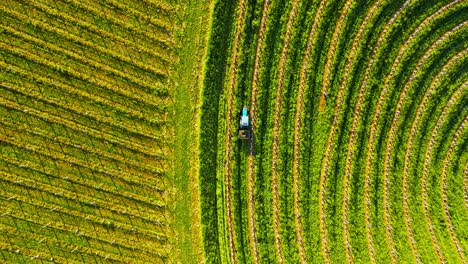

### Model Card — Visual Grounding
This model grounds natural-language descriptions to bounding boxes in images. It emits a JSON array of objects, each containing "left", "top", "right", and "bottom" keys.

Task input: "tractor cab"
[{"left": 239, "top": 107, "right": 251, "bottom": 140}]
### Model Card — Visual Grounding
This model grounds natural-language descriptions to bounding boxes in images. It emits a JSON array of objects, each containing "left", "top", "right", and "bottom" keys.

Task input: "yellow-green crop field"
[
  {"left": 0, "top": 0, "right": 188, "bottom": 262},
  {"left": 0, "top": 0, "right": 467, "bottom": 263}
]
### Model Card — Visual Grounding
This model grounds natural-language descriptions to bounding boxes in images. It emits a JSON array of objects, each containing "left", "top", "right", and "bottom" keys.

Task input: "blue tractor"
[{"left": 239, "top": 106, "right": 251, "bottom": 140}]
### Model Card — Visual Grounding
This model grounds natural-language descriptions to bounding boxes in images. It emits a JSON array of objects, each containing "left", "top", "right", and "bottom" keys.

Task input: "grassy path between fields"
[{"left": 173, "top": 0, "right": 213, "bottom": 263}]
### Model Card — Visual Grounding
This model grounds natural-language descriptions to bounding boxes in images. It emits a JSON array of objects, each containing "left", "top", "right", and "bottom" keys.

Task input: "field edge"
[{"left": 172, "top": 0, "right": 214, "bottom": 263}]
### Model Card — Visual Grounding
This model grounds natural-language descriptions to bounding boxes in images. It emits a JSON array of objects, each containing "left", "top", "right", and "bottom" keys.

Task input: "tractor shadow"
[
  {"left": 249, "top": 132, "right": 255, "bottom": 156},
  {"left": 237, "top": 128, "right": 255, "bottom": 156}
]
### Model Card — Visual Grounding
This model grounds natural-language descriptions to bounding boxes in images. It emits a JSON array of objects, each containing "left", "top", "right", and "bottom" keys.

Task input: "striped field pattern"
[
  {"left": 0, "top": 0, "right": 467, "bottom": 263},
  {"left": 199, "top": 0, "right": 468, "bottom": 263},
  {"left": 0, "top": 0, "right": 177, "bottom": 262}
]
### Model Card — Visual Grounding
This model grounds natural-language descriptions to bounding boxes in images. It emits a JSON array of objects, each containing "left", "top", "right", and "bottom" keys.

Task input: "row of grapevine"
[
  {"left": 0, "top": 35, "right": 167, "bottom": 108},
  {"left": 0, "top": 57, "right": 163, "bottom": 131},
  {"left": 0, "top": 24, "right": 169, "bottom": 100}
]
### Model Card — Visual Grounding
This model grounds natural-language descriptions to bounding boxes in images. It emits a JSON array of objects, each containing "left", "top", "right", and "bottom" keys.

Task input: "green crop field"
[{"left": 0, "top": 0, "right": 466, "bottom": 263}]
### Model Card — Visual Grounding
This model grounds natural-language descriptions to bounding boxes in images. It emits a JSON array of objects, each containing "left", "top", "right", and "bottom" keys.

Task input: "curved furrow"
[
  {"left": 382, "top": 22, "right": 466, "bottom": 264},
  {"left": 326, "top": 2, "right": 383, "bottom": 263},
  {"left": 317, "top": 0, "right": 353, "bottom": 112},
  {"left": 270, "top": 1, "right": 299, "bottom": 263},
  {"left": 293, "top": 2, "right": 326, "bottom": 263},
  {"left": 441, "top": 117, "right": 467, "bottom": 263},
  {"left": 246, "top": 1, "right": 271, "bottom": 263},
  {"left": 422, "top": 84, "right": 466, "bottom": 263},
  {"left": 317, "top": 0, "right": 380, "bottom": 262},
  {"left": 465, "top": 162, "right": 468, "bottom": 211},
  {"left": 223, "top": 0, "right": 247, "bottom": 263},
  {"left": 363, "top": 2, "right": 464, "bottom": 262},
  {"left": 403, "top": 50, "right": 467, "bottom": 264},
  {"left": 356, "top": 2, "right": 411, "bottom": 262}
]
